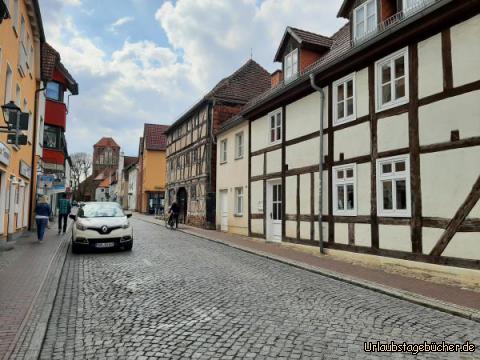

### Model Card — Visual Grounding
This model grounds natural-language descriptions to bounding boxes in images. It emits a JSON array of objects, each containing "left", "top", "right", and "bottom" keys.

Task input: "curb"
[
  {"left": 4, "top": 225, "right": 72, "bottom": 360},
  {"left": 136, "top": 215, "right": 480, "bottom": 324}
]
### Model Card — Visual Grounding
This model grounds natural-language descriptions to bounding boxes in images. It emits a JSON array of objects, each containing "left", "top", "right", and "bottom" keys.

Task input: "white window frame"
[
  {"left": 234, "top": 187, "right": 243, "bottom": 216},
  {"left": 376, "top": 155, "right": 411, "bottom": 217},
  {"left": 4, "top": 63, "right": 13, "bottom": 104},
  {"left": 268, "top": 109, "right": 282, "bottom": 144},
  {"left": 220, "top": 139, "right": 227, "bottom": 164},
  {"left": 353, "top": 0, "right": 377, "bottom": 41},
  {"left": 284, "top": 48, "right": 298, "bottom": 82},
  {"left": 332, "top": 163, "right": 357, "bottom": 216},
  {"left": 235, "top": 131, "right": 244, "bottom": 159},
  {"left": 12, "top": 0, "right": 19, "bottom": 34},
  {"left": 375, "top": 47, "right": 409, "bottom": 112},
  {"left": 333, "top": 73, "right": 356, "bottom": 125}
]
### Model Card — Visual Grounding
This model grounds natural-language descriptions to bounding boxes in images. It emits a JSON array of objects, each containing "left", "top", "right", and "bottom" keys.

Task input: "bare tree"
[{"left": 71, "top": 152, "right": 93, "bottom": 200}]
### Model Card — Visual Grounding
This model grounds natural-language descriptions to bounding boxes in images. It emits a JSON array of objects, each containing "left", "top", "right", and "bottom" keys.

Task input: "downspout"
[
  {"left": 309, "top": 74, "right": 325, "bottom": 254},
  {"left": 29, "top": 85, "right": 46, "bottom": 230}
]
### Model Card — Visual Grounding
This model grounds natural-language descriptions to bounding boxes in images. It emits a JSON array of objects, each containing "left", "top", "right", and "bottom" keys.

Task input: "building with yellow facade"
[
  {"left": 139, "top": 124, "right": 169, "bottom": 214},
  {"left": 0, "top": 0, "right": 44, "bottom": 245}
]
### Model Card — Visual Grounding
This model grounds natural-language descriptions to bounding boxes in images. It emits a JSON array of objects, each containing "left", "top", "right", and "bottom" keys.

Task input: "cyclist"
[{"left": 168, "top": 201, "right": 180, "bottom": 229}]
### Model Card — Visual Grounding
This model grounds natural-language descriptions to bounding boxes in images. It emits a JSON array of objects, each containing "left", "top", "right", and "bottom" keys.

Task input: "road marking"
[{"left": 143, "top": 259, "right": 153, "bottom": 266}]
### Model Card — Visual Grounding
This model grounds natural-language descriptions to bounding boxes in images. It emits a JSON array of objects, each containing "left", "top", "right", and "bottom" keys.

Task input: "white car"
[{"left": 70, "top": 202, "right": 133, "bottom": 253}]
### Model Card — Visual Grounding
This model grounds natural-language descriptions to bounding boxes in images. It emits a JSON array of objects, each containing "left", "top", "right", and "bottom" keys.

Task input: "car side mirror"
[
  {"left": 125, "top": 212, "right": 132, "bottom": 218},
  {"left": 69, "top": 214, "right": 77, "bottom": 220}
]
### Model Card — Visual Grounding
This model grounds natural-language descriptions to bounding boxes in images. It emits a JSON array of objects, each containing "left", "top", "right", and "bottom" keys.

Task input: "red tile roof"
[
  {"left": 94, "top": 137, "right": 120, "bottom": 148},
  {"left": 124, "top": 156, "right": 138, "bottom": 168},
  {"left": 144, "top": 124, "right": 169, "bottom": 151},
  {"left": 41, "top": 43, "right": 79, "bottom": 94}
]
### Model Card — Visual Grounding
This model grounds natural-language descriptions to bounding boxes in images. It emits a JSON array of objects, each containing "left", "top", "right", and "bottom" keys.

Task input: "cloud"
[{"left": 108, "top": 16, "right": 134, "bottom": 33}]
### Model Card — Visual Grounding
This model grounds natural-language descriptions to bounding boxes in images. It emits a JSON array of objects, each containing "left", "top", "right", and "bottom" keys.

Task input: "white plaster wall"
[
  {"left": 313, "top": 171, "right": 329, "bottom": 215},
  {"left": 451, "top": 14, "right": 480, "bottom": 87},
  {"left": 377, "top": 113, "right": 409, "bottom": 152},
  {"left": 379, "top": 225, "right": 411, "bottom": 252},
  {"left": 251, "top": 155, "right": 264, "bottom": 177},
  {"left": 266, "top": 149, "right": 282, "bottom": 174},
  {"left": 470, "top": 201, "right": 480, "bottom": 219},
  {"left": 422, "top": 228, "right": 443, "bottom": 255},
  {"left": 419, "top": 90, "right": 480, "bottom": 145},
  {"left": 355, "top": 224, "right": 371, "bottom": 247},
  {"left": 299, "top": 174, "right": 311, "bottom": 214},
  {"left": 357, "top": 163, "right": 371, "bottom": 216},
  {"left": 443, "top": 233, "right": 480, "bottom": 260},
  {"left": 251, "top": 219, "right": 263, "bottom": 235},
  {"left": 314, "top": 222, "right": 329, "bottom": 242},
  {"left": 334, "top": 122, "right": 370, "bottom": 160},
  {"left": 285, "top": 176, "right": 296, "bottom": 214},
  {"left": 300, "top": 221, "right": 310, "bottom": 240},
  {"left": 250, "top": 113, "right": 270, "bottom": 152},
  {"left": 286, "top": 220, "right": 296, "bottom": 238},
  {"left": 356, "top": 67, "right": 369, "bottom": 118},
  {"left": 286, "top": 138, "right": 319, "bottom": 170},
  {"left": 286, "top": 92, "right": 320, "bottom": 141},
  {"left": 418, "top": 33, "right": 443, "bottom": 98},
  {"left": 250, "top": 181, "right": 263, "bottom": 214},
  {"left": 335, "top": 223, "right": 349, "bottom": 244},
  {"left": 421, "top": 148, "right": 480, "bottom": 218}
]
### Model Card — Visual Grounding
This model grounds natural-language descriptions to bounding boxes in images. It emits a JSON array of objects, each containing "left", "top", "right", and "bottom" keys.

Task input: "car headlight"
[
  {"left": 76, "top": 222, "right": 88, "bottom": 231},
  {"left": 122, "top": 222, "right": 130, "bottom": 229}
]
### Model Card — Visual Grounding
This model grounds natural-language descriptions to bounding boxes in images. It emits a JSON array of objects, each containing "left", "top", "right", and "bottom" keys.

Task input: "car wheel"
[
  {"left": 72, "top": 243, "right": 81, "bottom": 254},
  {"left": 124, "top": 243, "right": 133, "bottom": 251}
]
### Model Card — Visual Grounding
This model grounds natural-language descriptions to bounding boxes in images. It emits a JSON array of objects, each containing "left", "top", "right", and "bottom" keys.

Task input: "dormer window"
[
  {"left": 353, "top": 0, "right": 377, "bottom": 41},
  {"left": 284, "top": 49, "right": 298, "bottom": 82}
]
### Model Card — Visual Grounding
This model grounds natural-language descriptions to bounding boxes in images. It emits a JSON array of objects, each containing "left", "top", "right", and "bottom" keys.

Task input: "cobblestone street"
[{"left": 38, "top": 218, "right": 480, "bottom": 360}]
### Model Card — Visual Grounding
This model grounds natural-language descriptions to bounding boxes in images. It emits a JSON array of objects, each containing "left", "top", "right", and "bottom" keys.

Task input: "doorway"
[
  {"left": 176, "top": 187, "right": 188, "bottom": 223},
  {"left": 267, "top": 180, "right": 282, "bottom": 242},
  {"left": 219, "top": 190, "right": 228, "bottom": 232}
]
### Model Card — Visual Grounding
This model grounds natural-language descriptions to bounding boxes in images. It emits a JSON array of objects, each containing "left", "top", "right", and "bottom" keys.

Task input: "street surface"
[{"left": 38, "top": 218, "right": 480, "bottom": 359}]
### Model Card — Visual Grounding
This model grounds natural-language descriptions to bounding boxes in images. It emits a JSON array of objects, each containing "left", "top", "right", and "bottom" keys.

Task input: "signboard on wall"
[
  {"left": 19, "top": 160, "right": 31, "bottom": 179},
  {"left": 0, "top": 142, "right": 11, "bottom": 166}
]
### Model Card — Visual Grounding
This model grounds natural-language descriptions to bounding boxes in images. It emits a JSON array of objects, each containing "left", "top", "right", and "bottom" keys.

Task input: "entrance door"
[
  {"left": 176, "top": 187, "right": 188, "bottom": 223},
  {"left": 220, "top": 190, "right": 228, "bottom": 232},
  {"left": 267, "top": 180, "right": 282, "bottom": 242}
]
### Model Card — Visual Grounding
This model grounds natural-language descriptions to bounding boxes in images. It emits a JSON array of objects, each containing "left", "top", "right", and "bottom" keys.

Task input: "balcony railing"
[{"left": 353, "top": 0, "right": 439, "bottom": 46}]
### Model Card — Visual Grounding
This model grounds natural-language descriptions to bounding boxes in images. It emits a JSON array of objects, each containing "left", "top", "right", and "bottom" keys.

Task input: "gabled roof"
[
  {"left": 94, "top": 137, "right": 120, "bottom": 148},
  {"left": 144, "top": 124, "right": 169, "bottom": 151},
  {"left": 337, "top": 0, "right": 355, "bottom": 19},
  {"left": 98, "top": 177, "right": 111, "bottom": 188},
  {"left": 274, "top": 26, "right": 333, "bottom": 62},
  {"left": 41, "top": 43, "right": 79, "bottom": 94},
  {"left": 166, "top": 59, "right": 270, "bottom": 133}
]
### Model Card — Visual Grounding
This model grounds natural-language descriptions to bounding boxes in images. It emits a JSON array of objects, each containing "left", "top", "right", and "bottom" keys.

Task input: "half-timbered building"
[
  {"left": 241, "top": 0, "right": 480, "bottom": 268},
  {"left": 165, "top": 60, "right": 270, "bottom": 228}
]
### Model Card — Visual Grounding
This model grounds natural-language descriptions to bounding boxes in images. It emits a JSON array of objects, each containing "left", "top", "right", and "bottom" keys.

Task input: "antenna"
[{"left": 250, "top": 48, "right": 253, "bottom": 60}]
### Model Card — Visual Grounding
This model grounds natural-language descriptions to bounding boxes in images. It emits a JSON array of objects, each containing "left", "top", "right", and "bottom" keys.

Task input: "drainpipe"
[{"left": 309, "top": 74, "right": 325, "bottom": 254}]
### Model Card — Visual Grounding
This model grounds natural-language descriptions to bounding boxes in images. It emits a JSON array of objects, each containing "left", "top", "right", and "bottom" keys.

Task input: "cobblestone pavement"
[{"left": 38, "top": 219, "right": 480, "bottom": 360}]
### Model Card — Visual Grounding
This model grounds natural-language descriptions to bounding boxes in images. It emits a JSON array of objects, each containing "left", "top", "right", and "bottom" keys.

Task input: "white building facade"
[{"left": 127, "top": 165, "right": 138, "bottom": 211}]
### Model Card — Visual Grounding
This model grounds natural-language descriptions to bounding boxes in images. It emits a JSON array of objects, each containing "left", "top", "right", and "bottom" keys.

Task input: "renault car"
[{"left": 70, "top": 202, "right": 133, "bottom": 253}]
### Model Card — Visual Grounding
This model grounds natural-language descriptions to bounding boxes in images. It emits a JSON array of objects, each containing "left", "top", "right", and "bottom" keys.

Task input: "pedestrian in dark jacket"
[
  {"left": 35, "top": 196, "right": 52, "bottom": 241},
  {"left": 168, "top": 201, "right": 180, "bottom": 229},
  {"left": 57, "top": 193, "right": 71, "bottom": 234}
]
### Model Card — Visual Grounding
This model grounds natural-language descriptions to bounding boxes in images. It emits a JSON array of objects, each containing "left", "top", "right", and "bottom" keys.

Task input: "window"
[
  {"left": 269, "top": 110, "right": 282, "bottom": 143},
  {"left": 192, "top": 148, "right": 198, "bottom": 163},
  {"left": 4, "top": 64, "right": 13, "bottom": 104},
  {"left": 377, "top": 155, "right": 411, "bottom": 217},
  {"left": 235, "top": 187, "right": 243, "bottom": 216},
  {"left": 15, "top": 84, "right": 20, "bottom": 106},
  {"left": 46, "top": 82, "right": 63, "bottom": 101},
  {"left": 235, "top": 132, "right": 244, "bottom": 159},
  {"left": 333, "top": 164, "right": 357, "bottom": 216},
  {"left": 284, "top": 49, "right": 298, "bottom": 81},
  {"left": 191, "top": 185, "right": 197, "bottom": 200},
  {"left": 43, "top": 125, "right": 61, "bottom": 149},
  {"left": 354, "top": 0, "right": 377, "bottom": 41},
  {"left": 376, "top": 48, "right": 409, "bottom": 111},
  {"left": 220, "top": 139, "right": 227, "bottom": 163},
  {"left": 333, "top": 73, "right": 356, "bottom": 124}
]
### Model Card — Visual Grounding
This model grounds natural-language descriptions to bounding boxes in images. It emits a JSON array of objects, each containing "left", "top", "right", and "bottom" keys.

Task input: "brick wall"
[{"left": 300, "top": 49, "right": 325, "bottom": 73}]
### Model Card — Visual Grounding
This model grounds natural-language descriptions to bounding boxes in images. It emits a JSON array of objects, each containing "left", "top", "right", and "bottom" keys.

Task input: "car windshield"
[{"left": 77, "top": 203, "right": 125, "bottom": 218}]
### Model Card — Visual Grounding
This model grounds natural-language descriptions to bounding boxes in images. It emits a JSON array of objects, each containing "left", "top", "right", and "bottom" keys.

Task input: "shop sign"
[
  {"left": 19, "top": 160, "right": 31, "bottom": 179},
  {"left": 0, "top": 142, "right": 11, "bottom": 166}
]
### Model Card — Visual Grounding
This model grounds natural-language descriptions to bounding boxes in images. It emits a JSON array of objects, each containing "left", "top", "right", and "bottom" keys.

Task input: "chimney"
[{"left": 271, "top": 70, "right": 283, "bottom": 88}]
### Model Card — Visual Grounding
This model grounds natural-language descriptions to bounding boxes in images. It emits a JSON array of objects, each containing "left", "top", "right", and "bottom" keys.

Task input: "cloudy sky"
[{"left": 39, "top": 0, "right": 346, "bottom": 156}]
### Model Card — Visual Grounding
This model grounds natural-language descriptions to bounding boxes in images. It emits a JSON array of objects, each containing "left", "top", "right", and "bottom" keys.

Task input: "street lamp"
[{"left": 1, "top": 101, "right": 21, "bottom": 126}]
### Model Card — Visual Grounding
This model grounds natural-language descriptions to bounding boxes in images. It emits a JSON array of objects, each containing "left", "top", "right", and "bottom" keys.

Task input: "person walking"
[
  {"left": 35, "top": 196, "right": 52, "bottom": 242},
  {"left": 168, "top": 201, "right": 180, "bottom": 229},
  {"left": 57, "top": 193, "right": 71, "bottom": 234}
]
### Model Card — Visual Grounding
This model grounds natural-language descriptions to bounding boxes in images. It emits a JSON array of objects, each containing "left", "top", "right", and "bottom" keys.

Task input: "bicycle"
[{"left": 164, "top": 212, "right": 176, "bottom": 230}]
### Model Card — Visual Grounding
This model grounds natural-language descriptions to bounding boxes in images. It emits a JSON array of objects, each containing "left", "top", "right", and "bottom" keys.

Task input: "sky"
[{"left": 39, "top": 0, "right": 346, "bottom": 156}]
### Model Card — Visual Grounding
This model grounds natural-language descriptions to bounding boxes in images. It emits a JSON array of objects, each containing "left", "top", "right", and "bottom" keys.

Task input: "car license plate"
[{"left": 96, "top": 242, "right": 114, "bottom": 248}]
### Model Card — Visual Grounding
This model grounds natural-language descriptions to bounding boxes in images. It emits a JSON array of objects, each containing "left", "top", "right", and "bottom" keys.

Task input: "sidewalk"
[
  {"left": 135, "top": 213, "right": 480, "bottom": 322},
  {"left": 0, "top": 221, "right": 70, "bottom": 360}
]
